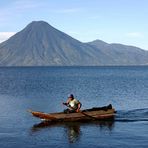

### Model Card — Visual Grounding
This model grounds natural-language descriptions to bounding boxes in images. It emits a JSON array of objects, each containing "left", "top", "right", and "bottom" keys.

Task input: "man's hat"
[{"left": 68, "top": 94, "right": 74, "bottom": 98}]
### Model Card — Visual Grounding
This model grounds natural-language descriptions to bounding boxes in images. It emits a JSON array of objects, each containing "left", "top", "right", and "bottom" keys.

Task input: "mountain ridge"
[{"left": 0, "top": 21, "right": 148, "bottom": 66}]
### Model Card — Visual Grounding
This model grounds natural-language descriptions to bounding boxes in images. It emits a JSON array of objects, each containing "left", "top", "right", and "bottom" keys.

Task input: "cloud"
[
  {"left": 0, "top": 0, "right": 45, "bottom": 23},
  {"left": 54, "top": 8, "right": 84, "bottom": 14},
  {"left": 0, "top": 32, "right": 15, "bottom": 43},
  {"left": 88, "top": 15, "right": 101, "bottom": 20},
  {"left": 14, "top": 0, "right": 45, "bottom": 10},
  {"left": 125, "top": 32, "right": 144, "bottom": 38}
]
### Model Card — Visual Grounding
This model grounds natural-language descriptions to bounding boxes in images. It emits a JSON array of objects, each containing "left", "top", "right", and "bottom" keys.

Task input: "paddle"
[{"left": 63, "top": 103, "right": 97, "bottom": 120}]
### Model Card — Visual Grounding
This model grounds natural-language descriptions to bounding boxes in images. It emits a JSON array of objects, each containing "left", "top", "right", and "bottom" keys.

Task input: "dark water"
[{"left": 0, "top": 66, "right": 148, "bottom": 148}]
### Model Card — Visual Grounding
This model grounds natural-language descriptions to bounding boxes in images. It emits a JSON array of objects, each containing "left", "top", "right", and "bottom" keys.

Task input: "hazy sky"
[{"left": 0, "top": 0, "right": 148, "bottom": 50}]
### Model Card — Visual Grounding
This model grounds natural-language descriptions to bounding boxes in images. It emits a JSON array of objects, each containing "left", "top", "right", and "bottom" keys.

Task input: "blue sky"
[{"left": 0, "top": 0, "right": 148, "bottom": 50}]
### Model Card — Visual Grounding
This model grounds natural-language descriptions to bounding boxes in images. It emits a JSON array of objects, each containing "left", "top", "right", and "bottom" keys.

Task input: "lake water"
[{"left": 0, "top": 66, "right": 148, "bottom": 148}]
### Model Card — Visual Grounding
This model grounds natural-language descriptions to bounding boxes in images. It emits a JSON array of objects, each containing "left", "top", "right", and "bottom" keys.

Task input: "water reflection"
[
  {"left": 64, "top": 123, "right": 81, "bottom": 143},
  {"left": 31, "top": 120, "right": 115, "bottom": 143}
]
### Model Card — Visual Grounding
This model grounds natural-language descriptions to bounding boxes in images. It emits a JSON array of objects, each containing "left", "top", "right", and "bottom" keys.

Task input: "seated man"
[{"left": 63, "top": 94, "right": 82, "bottom": 113}]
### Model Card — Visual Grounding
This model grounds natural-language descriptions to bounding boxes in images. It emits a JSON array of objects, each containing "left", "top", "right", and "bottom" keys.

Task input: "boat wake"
[{"left": 115, "top": 108, "right": 148, "bottom": 122}]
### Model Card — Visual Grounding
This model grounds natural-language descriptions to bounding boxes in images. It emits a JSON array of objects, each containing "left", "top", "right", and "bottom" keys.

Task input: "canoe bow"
[{"left": 28, "top": 109, "right": 57, "bottom": 120}]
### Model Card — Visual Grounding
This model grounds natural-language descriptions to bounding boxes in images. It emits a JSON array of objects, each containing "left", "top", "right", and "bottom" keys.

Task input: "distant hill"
[
  {"left": 88, "top": 39, "right": 148, "bottom": 65},
  {"left": 0, "top": 21, "right": 148, "bottom": 66}
]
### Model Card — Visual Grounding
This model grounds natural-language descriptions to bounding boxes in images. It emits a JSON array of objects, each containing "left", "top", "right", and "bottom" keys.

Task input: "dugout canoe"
[{"left": 28, "top": 104, "right": 116, "bottom": 122}]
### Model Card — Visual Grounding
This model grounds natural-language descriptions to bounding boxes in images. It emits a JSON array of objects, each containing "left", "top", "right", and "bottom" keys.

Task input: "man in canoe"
[{"left": 63, "top": 94, "right": 82, "bottom": 113}]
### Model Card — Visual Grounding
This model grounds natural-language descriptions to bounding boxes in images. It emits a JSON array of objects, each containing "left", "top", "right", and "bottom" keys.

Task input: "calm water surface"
[{"left": 0, "top": 66, "right": 148, "bottom": 148}]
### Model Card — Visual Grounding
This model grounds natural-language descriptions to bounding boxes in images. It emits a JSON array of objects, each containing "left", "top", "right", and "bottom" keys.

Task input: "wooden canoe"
[{"left": 28, "top": 104, "right": 116, "bottom": 122}]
